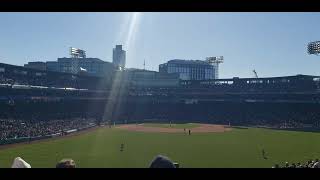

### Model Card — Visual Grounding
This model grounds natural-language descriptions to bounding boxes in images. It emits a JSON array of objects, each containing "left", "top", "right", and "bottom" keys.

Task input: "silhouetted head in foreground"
[
  {"left": 56, "top": 159, "right": 76, "bottom": 168},
  {"left": 149, "top": 155, "right": 176, "bottom": 168}
]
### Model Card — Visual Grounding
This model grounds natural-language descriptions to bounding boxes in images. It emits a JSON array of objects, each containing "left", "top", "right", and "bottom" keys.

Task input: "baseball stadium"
[
  {"left": 1, "top": 13, "right": 320, "bottom": 168},
  {"left": 1, "top": 61, "right": 320, "bottom": 168}
]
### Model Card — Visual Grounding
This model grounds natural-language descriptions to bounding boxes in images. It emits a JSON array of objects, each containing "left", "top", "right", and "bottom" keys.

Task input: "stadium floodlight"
[
  {"left": 70, "top": 47, "right": 86, "bottom": 58},
  {"left": 206, "top": 56, "right": 224, "bottom": 63},
  {"left": 206, "top": 56, "right": 224, "bottom": 79},
  {"left": 307, "top": 41, "right": 320, "bottom": 55}
]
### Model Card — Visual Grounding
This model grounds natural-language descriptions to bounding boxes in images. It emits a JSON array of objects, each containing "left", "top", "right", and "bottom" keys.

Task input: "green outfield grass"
[
  {"left": 1, "top": 125, "right": 320, "bottom": 168},
  {"left": 142, "top": 123, "right": 199, "bottom": 129}
]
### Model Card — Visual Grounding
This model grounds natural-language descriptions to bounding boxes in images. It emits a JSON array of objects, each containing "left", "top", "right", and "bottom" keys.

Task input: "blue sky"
[{"left": 0, "top": 12, "right": 319, "bottom": 78}]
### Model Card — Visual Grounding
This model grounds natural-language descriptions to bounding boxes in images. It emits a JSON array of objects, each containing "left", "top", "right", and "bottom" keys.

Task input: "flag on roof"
[{"left": 79, "top": 67, "right": 87, "bottom": 72}]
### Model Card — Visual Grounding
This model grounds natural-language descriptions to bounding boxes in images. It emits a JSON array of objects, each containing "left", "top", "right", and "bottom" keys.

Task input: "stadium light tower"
[
  {"left": 206, "top": 56, "right": 224, "bottom": 79},
  {"left": 307, "top": 41, "right": 320, "bottom": 56},
  {"left": 70, "top": 47, "right": 86, "bottom": 58},
  {"left": 69, "top": 47, "right": 86, "bottom": 74}
]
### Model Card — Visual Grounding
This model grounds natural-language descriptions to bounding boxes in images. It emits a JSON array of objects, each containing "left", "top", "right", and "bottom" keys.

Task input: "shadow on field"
[{"left": 231, "top": 126, "right": 249, "bottom": 130}]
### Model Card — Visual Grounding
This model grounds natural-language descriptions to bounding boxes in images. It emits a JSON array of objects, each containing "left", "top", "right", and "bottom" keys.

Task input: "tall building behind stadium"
[
  {"left": 159, "top": 56, "right": 223, "bottom": 80},
  {"left": 113, "top": 45, "right": 126, "bottom": 70}
]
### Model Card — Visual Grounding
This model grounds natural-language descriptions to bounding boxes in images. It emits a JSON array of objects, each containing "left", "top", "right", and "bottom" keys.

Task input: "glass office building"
[{"left": 159, "top": 59, "right": 216, "bottom": 80}]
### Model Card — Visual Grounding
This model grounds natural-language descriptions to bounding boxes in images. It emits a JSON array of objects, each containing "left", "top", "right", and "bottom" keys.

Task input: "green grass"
[
  {"left": 1, "top": 125, "right": 320, "bottom": 168},
  {"left": 142, "top": 123, "right": 199, "bottom": 129}
]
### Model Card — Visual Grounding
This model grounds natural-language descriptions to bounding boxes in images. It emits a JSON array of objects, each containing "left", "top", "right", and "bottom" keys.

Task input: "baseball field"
[{"left": 1, "top": 123, "right": 320, "bottom": 168}]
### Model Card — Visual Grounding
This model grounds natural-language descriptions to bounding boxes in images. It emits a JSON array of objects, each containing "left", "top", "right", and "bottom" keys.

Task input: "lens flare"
[{"left": 103, "top": 12, "right": 143, "bottom": 123}]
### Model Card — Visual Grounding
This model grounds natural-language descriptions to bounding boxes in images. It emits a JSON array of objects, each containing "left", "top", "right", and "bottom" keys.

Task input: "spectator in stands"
[
  {"left": 312, "top": 161, "right": 320, "bottom": 168},
  {"left": 275, "top": 159, "right": 320, "bottom": 168},
  {"left": 11, "top": 157, "right": 31, "bottom": 168},
  {"left": 56, "top": 159, "right": 76, "bottom": 168},
  {"left": 284, "top": 162, "right": 289, "bottom": 168},
  {"left": 297, "top": 162, "right": 302, "bottom": 168},
  {"left": 149, "top": 155, "right": 176, "bottom": 168}
]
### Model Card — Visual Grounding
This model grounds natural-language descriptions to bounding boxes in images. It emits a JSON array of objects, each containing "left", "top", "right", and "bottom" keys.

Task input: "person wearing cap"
[
  {"left": 56, "top": 159, "right": 76, "bottom": 168},
  {"left": 149, "top": 155, "right": 176, "bottom": 168},
  {"left": 11, "top": 157, "right": 31, "bottom": 168}
]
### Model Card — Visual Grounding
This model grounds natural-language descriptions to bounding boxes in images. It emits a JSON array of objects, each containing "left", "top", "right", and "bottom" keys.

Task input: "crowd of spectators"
[
  {"left": 0, "top": 75, "right": 14, "bottom": 85},
  {"left": 273, "top": 159, "right": 320, "bottom": 168},
  {"left": 0, "top": 118, "right": 97, "bottom": 140}
]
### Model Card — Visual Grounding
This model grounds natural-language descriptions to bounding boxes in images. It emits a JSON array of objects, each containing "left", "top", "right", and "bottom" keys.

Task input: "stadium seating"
[{"left": 1, "top": 62, "right": 320, "bottom": 143}]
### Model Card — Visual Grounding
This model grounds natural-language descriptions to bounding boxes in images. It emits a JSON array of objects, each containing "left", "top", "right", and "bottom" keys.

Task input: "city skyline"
[{"left": 0, "top": 12, "right": 320, "bottom": 78}]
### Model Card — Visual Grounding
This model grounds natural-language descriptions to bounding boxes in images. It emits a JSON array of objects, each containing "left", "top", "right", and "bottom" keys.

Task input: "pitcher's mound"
[{"left": 116, "top": 124, "right": 231, "bottom": 133}]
